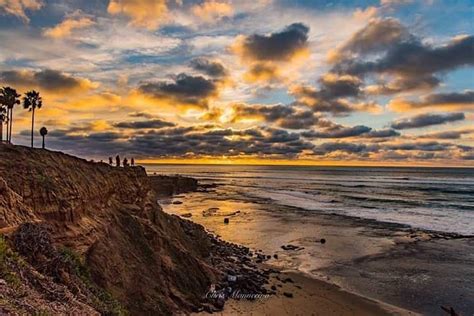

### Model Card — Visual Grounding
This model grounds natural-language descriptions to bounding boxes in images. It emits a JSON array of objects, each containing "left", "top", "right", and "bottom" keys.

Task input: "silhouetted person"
[
  {"left": 116, "top": 155, "right": 120, "bottom": 167},
  {"left": 123, "top": 158, "right": 128, "bottom": 167},
  {"left": 109, "top": 157, "right": 113, "bottom": 165},
  {"left": 131, "top": 158, "right": 135, "bottom": 166}
]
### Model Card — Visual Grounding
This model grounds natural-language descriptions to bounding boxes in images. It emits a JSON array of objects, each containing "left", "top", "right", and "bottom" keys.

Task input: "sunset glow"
[{"left": 0, "top": 0, "right": 473, "bottom": 166}]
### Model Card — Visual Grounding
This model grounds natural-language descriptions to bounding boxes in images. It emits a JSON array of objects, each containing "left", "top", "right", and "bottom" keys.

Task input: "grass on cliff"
[
  {"left": 0, "top": 236, "right": 22, "bottom": 288},
  {"left": 60, "top": 247, "right": 128, "bottom": 316}
]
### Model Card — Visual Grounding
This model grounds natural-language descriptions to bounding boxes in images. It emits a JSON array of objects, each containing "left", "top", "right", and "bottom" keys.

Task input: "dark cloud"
[
  {"left": 113, "top": 119, "right": 175, "bottom": 129},
  {"left": 237, "top": 23, "right": 309, "bottom": 61},
  {"left": 38, "top": 125, "right": 315, "bottom": 159},
  {"left": 331, "top": 18, "right": 474, "bottom": 94},
  {"left": 231, "top": 103, "right": 319, "bottom": 129},
  {"left": 291, "top": 83, "right": 378, "bottom": 114},
  {"left": 391, "top": 112, "right": 465, "bottom": 130},
  {"left": 138, "top": 73, "right": 219, "bottom": 108},
  {"left": 390, "top": 90, "right": 474, "bottom": 110},
  {"left": 128, "top": 111, "right": 156, "bottom": 119},
  {"left": 0, "top": 69, "right": 93, "bottom": 92},
  {"left": 318, "top": 74, "right": 363, "bottom": 99},
  {"left": 336, "top": 35, "right": 474, "bottom": 78},
  {"left": 190, "top": 58, "right": 228, "bottom": 78},
  {"left": 331, "top": 18, "right": 412, "bottom": 61},
  {"left": 368, "top": 76, "right": 441, "bottom": 95},
  {"left": 386, "top": 141, "right": 452, "bottom": 152},
  {"left": 424, "top": 91, "right": 474, "bottom": 105},
  {"left": 419, "top": 130, "right": 473, "bottom": 140},
  {"left": 301, "top": 125, "right": 371, "bottom": 138},
  {"left": 313, "top": 142, "right": 379, "bottom": 155},
  {"left": 365, "top": 129, "right": 400, "bottom": 138}
]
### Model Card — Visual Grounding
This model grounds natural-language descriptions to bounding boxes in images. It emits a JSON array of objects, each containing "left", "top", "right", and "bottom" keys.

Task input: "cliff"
[
  {"left": 149, "top": 175, "right": 198, "bottom": 197},
  {"left": 0, "top": 144, "right": 219, "bottom": 315}
]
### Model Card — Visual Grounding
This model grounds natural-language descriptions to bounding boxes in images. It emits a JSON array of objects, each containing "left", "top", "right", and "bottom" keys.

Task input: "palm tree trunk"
[
  {"left": 5, "top": 109, "right": 8, "bottom": 143},
  {"left": 31, "top": 108, "right": 35, "bottom": 148},
  {"left": 42, "top": 135, "right": 45, "bottom": 149},
  {"left": 0, "top": 120, "right": 3, "bottom": 143},
  {"left": 8, "top": 108, "right": 13, "bottom": 143}
]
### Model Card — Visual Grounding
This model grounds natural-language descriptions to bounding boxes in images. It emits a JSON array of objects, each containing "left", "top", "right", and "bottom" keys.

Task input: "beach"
[{"left": 153, "top": 164, "right": 474, "bottom": 315}]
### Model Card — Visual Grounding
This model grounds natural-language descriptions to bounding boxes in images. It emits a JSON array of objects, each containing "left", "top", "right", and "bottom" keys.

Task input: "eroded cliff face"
[{"left": 0, "top": 144, "right": 218, "bottom": 315}]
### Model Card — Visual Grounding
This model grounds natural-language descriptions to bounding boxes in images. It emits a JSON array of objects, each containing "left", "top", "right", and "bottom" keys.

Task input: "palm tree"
[
  {"left": 39, "top": 127, "right": 48, "bottom": 149},
  {"left": 0, "top": 87, "right": 21, "bottom": 143},
  {"left": 0, "top": 106, "right": 5, "bottom": 143},
  {"left": 22, "top": 90, "right": 42, "bottom": 148}
]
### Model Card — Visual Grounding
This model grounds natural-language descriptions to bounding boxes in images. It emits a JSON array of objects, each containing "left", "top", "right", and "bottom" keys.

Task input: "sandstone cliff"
[{"left": 0, "top": 144, "right": 219, "bottom": 315}]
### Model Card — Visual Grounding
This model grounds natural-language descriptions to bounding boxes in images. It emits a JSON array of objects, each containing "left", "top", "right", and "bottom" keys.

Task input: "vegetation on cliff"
[{"left": 0, "top": 144, "right": 219, "bottom": 314}]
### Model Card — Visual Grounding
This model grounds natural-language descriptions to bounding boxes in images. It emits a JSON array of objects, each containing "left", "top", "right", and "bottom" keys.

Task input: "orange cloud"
[
  {"left": 44, "top": 12, "right": 95, "bottom": 38},
  {"left": 0, "top": 0, "right": 43, "bottom": 22},
  {"left": 243, "top": 62, "right": 281, "bottom": 83},
  {"left": 192, "top": 0, "right": 233, "bottom": 23},
  {"left": 107, "top": 0, "right": 170, "bottom": 30}
]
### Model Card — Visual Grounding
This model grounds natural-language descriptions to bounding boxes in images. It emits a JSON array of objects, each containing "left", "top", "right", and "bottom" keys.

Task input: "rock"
[
  {"left": 283, "top": 292, "right": 293, "bottom": 298},
  {"left": 281, "top": 244, "right": 302, "bottom": 251},
  {"left": 273, "top": 254, "right": 278, "bottom": 259},
  {"left": 320, "top": 238, "right": 326, "bottom": 244},
  {"left": 181, "top": 213, "right": 192, "bottom": 218},
  {"left": 172, "top": 200, "right": 183, "bottom": 205},
  {"left": 271, "top": 285, "right": 277, "bottom": 291},
  {"left": 224, "top": 218, "right": 230, "bottom": 224}
]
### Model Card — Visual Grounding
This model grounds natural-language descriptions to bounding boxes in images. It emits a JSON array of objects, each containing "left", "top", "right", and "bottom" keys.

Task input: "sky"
[{"left": 0, "top": 0, "right": 473, "bottom": 166}]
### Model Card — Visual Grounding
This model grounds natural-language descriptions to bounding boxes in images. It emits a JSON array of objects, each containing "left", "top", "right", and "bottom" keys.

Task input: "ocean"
[
  {"left": 145, "top": 164, "right": 474, "bottom": 314},
  {"left": 144, "top": 164, "right": 474, "bottom": 235}
]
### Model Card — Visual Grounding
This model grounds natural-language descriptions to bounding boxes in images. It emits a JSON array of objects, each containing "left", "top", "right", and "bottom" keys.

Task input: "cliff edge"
[{"left": 0, "top": 144, "right": 219, "bottom": 315}]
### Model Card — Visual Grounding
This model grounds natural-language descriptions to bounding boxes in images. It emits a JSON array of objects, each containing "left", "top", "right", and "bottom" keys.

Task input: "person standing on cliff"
[
  {"left": 131, "top": 158, "right": 135, "bottom": 166},
  {"left": 123, "top": 157, "right": 128, "bottom": 167},
  {"left": 116, "top": 155, "right": 120, "bottom": 167},
  {"left": 109, "top": 157, "right": 113, "bottom": 165}
]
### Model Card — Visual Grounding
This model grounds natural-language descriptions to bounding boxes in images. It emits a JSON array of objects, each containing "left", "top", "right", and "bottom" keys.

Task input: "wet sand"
[
  {"left": 161, "top": 186, "right": 473, "bottom": 315},
  {"left": 215, "top": 270, "right": 415, "bottom": 316}
]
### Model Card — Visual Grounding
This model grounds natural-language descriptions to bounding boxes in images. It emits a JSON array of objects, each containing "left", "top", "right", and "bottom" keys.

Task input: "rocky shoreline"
[{"left": 0, "top": 144, "right": 277, "bottom": 315}]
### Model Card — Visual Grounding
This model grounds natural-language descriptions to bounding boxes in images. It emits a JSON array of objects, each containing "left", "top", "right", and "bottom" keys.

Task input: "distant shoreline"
[{"left": 142, "top": 162, "right": 474, "bottom": 169}]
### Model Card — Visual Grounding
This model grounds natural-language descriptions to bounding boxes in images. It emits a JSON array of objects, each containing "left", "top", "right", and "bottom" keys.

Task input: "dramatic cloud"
[
  {"left": 233, "top": 23, "right": 310, "bottom": 83},
  {"left": 391, "top": 113, "right": 465, "bottom": 129},
  {"left": 113, "top": 119, "right": 175, "bottom": 129},
  {"left": 43, "top": 11, "right": 95, "bottom": 38},
  {"left": 336, "top": 35, "right": 474, "bottom": 78},
  {"left": 137, "top": 73, "right": 219, "bottom": 108},
  {"left": 302, "top": 125, "right": 372, "bottom": 138},
  {"left": 233, "top": 23, "right": 309, "bottom": 62},
  {"left": 390, "top": 91, "right": 474, "bottom": 111},
  {"left": 365, "top": 128, "right": 400, "bottom": 138},
  {"left": 391, "top": 112, "right": 465, "bottom": 130},
  {"left": 290, "top": 82, "right": 379, "bottom": 114},
  {"left": 328, "top": 18, "right": 412, "bottom": 63},
  {"left": 0, "top": 69, "right": 98, "bottom": 93},
  {"left": 313, "top": 142, "right": 379, "bottom": 155},
  {"left": 330, "top": 18, "right": 474, "bottom": 94},
  {"left": 190, "top": 57, "right": 228, "bottom": 78},
  {"left": 419, "top": 129, "right": 474, "bottom": 140},
  {"left": 44, "top": 125, "right": 315, "bottom": 159},
  {"left": 0, "top": 0, "right": 43, "bottom": 22},
  {"left": 229, "top": 103, "right": 319, "bottom": 129}
]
